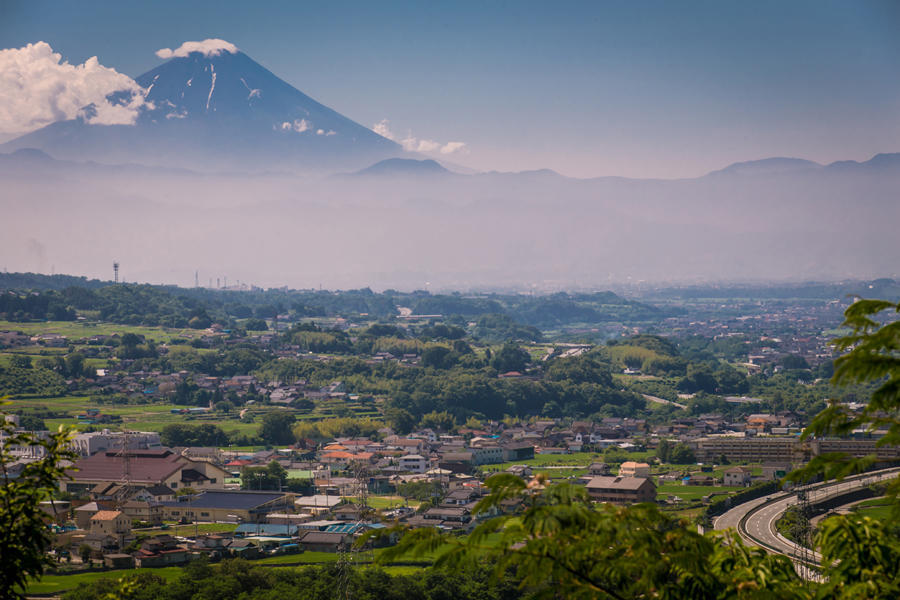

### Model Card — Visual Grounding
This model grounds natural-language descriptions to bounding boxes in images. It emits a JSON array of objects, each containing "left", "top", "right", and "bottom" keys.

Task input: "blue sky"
[{"left": 2, "top": 0, "right": 899, "bottom": 178}]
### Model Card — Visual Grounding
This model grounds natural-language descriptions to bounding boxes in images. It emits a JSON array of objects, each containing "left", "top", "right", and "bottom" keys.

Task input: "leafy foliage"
[
  {"left": 160, "top": 423, "right": 229, "bottom": 447},
  {"left": 790, "top": 299, "right": 900, "bottom": 493},
  {"left": 0, "top": 365, "right": 66, "bottom": 396},
  {"left": 1, "top": 413, "right": 77, "bottom": 599},
  {"left": 62, "top": 559, "right": 519, "bottom": 600},
  {"left": 374, "top": 474, "right": 804, "bottom": 599}
]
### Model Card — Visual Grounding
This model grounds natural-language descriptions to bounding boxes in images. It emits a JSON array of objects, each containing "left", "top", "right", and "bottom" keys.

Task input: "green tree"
[
  {"left": 421, "top": 346, "right": 458, "bottom": 369},
  {"left": 292, "top": 421, "right": 324, "bottom": 442},
  {"left": 676, "top": 364, "right": 718, "bottom": 394},
  {"left": 78, "top": 544, "right": 92, "bottom": 566},
  {"left": 419, "top": 410, "right": 455, "bottom": 432},
  {"left": 64, "top": 352, "right": 86, "bottom": 378},
  {"left": 1, "top": 413, "right": 77, "bottom": 598},
  {"left": 669, "top": 443, "right": 696, "bottom": 464},
  {"left": 258, "top": 412, "right": 296, "bottom": 446},
  {"left": 384, "top": 405, "right": 417, "bottom": 435},
  {"left": 490, "top": 343, "right": 530, "bottom": 373},
  {"left": 240, "top": 463, "right": 286, "bottom": 491},
  {"left": 9, "top": 355, "right": 32, "bottom": 369},
  {"left": 266, "top": 460, "right": 288, "bottom": 485},
  {"left": 815, "top": 514, "right": 900, "bottom": 598},
  {"left": 656, "top": 439, "right": 672, "bottom": 462},
  {"left": 786, "top": 297, "right": 900, "bottom": 597},
  {"left": 375, "top": 474, "right": 805, "bottom": 599},
  {"left": 602, "top": 446, "right": 629, "bottom": 465},
  {"left": 243, "top": 318, "right": 269, "bottom": 331},
  {"left": 792, "top": 298, "right": 900, "bottom": 490}
]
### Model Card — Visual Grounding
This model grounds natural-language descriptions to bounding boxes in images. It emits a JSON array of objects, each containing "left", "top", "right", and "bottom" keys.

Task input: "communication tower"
[
  {"left": 791, "top": 483, "right": 815, "bottom": 582},
  {"left": 113, "top": 262, "right": 119, "bottom": 284},
  {"left": 115, "top": 429, "right": 132, "bottom": 505}
]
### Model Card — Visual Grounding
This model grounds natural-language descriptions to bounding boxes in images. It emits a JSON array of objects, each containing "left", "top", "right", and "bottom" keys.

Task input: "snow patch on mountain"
[
  {"left": 281, "top": 119, "right": 310, "bottom": 133},
  {"left": 240, "top": 78, "right": 261, "bottom": 100},
  {"left": 206, "top": 66, "right": 216, "bottom": 112}
]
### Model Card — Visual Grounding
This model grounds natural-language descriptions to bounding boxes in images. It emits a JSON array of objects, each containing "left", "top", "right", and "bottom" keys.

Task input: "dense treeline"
[
  {"left": 647, "top": 277, "right": 900, "bottom": 301},
  {"left": 0, "top": 273, "right": 108, "bottom": 291},
  {"left": 63, "top": 559, "right": 526, "bottom": 600},
  {"left": 0, "top": 363, "right": 66, "bottom": 396},
  {"left": 0, "top": 290, "right": 76, "bottom": 321},
  {"left": 256, "top": 351, "right": 643, "bottom": 426},
  {"left": 0, "top": 273, "right": 668, "bottom": 332}
]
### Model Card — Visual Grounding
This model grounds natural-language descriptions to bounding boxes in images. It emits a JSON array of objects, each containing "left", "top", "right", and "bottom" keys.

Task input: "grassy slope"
[{"left": 26, "top": 566, "right": 183, "bottom": 595}]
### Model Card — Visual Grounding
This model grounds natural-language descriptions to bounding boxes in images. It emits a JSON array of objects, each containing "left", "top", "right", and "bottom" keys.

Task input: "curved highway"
[{"left": 714, "top": 467, "right": 900, "bottom": 570}]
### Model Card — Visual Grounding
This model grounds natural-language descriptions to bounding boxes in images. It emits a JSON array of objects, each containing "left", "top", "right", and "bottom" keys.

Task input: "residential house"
[
  {"left": 74, "top": 501, "right": 100, "bottom": 529},
  {"left": 585, "top": 476, "right": 657, "bottom": 504},
  {"left": 134, "top": 535, "right": 189, "bottom": 567},
  {"left": 63, "top": 449, "right": 229, "bottom": 495},
  {"left": 723, "top": 466, "right": 753, "bottom": 487},
  {"left": 298, "top": 531, "right": 352, "bottom": 553},
  {"left": 159, "top": 490, "right": 295, "bottom": 523},
  {"left": 439, "top": 452, "right": 474, "bottom": 473},
  {"left": 588, "top": 462, "right": 610, "bottom": 476},
  {"left": 89, "top": 510, "right": 132, "bottom": 549},
  {"left": 502, "top": 441, "right": 535, "bottom": 462},
  {"left": 103, "top": 554, "right": 136, "bottom": 569},
  {"left": 618, "top": 462, "right": 651, "bottom": 478},
  {"left": 120, "top": 500, "right": 163, "bottom": 524}
]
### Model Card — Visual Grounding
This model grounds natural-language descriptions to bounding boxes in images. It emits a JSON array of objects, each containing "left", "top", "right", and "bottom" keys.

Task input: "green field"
[
  {"left": 7, "top": 389, "right": 383, "bottom": 443},
  {"left": 481, "top": 452, "right": 601, "bottom": 473},
  {"left": 851, "top": 497, "right": 894, "bottom": 520},
  {"left": 8, "top": 394, "right": 261, "bottom": 437},
  {"left": 26, "top": 566, "right": 183, "bottom": 595},
  {"left": 657, "top": 483, "right": 731, "bottom": 501},
  {"left": 0, "top": 319, "right": 196, "bottom": 343},
  {"left": 252, "top": 551, "right": 344, "bottom": 565},
  {"left": 482, "top": 450, "right": 655, "bottom": 475},
  {"left": 352, "top": 495, "right": 420, "bottom": 510},
  {"left": 26, "top": 547, "right": 422, "bottom": 594}
]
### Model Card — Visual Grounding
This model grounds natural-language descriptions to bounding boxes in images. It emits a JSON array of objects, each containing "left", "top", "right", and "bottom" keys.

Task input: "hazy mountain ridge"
[
  {"left": 347, "top": 158, "right": 453, "bottom": 178},
  {"left": 3, "top": 142, "right": 897, "bottom": 289}
]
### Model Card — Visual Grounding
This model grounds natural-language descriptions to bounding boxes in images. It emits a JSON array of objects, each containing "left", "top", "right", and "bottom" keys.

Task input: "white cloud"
[
  {"left": 372, "top": 118, "right": 467, "bottom": 155},
  {"left": 156, "top": 39, "right": 239, "bottom": 60},
  {"left": 373, "top": 119, "right": 394, "bottom": 139},
  {"left": 0, "top": 41, "right": 151, "bottom": 141},
  {"left": 281, "top": 119, "right": 310, "bottom": 133},
  {"left": 440, "top": 141, "right": 466, "bottom": 154},
  {"left": 411, "top": 138, "right": 440, "bottom": 153}
]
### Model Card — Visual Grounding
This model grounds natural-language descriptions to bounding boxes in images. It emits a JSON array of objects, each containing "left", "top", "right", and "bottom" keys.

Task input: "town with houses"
[
  {"left": 3, "top": 400, "right": 898, "bottom": 570},
  {"left": 1, "top": 278, "right": 899, "bottom": 586}
]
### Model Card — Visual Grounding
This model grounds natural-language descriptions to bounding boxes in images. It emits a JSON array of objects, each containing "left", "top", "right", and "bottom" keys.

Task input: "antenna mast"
[{"left": 116, "top": 429, "right": 132, "bottom": 506}]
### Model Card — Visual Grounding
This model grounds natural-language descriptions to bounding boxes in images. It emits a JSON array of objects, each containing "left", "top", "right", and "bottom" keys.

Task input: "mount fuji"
[{"left": 1, "top": 41, "right": 400, "bottom": 172}]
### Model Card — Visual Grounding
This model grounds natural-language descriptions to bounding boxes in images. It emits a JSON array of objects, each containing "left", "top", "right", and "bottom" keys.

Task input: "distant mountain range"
[
  {"left": 706, "top": 154, "right": 900, "bottom": 177},
  {"left": 0, "top": 46, "right": 400, "bottom": 172},
  {"left": 3, "top": 143, "right": 900, "bottom": 185},
  {"left": 349, "top": 158, "right": 452, "bottom": 177}
]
